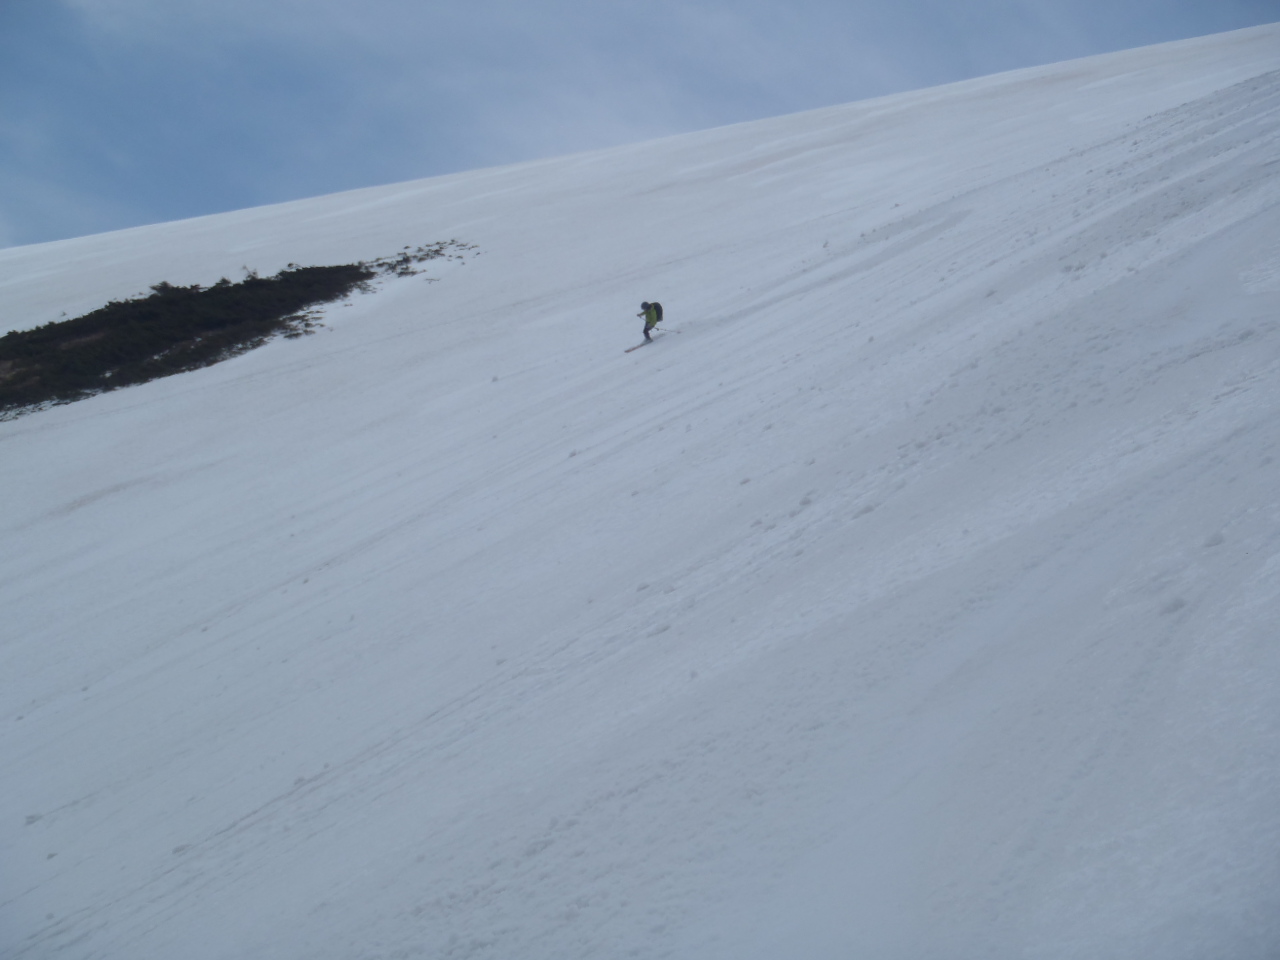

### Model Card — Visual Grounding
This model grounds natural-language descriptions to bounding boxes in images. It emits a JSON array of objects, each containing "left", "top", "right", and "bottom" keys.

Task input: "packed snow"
[{"left": 2, "top": 22, "right": 1279, "bottom": 960}]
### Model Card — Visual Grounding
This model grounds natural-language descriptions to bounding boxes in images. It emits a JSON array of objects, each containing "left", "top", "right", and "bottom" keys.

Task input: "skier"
[{"left": 638, "top": 301, "right": 663, "bottom": 341}]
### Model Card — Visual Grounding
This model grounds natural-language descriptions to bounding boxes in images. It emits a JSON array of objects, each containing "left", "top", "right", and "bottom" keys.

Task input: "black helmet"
[{"left": 640, "top": 301, "right": 651, "bottom": 310}]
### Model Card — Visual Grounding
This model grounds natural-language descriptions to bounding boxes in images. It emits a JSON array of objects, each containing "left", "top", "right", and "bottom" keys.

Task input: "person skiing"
[{"left": 638, "top": 301, "right": 663, "bottom": 341}]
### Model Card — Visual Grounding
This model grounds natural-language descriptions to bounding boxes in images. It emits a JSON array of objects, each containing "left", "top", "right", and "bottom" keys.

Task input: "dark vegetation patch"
[{"left": 0, "top": 241, "right": 471, "bottom": 418}]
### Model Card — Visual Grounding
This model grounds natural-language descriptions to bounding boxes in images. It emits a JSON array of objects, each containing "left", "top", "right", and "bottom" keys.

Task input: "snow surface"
[{"left": 3, "top": 23, "right": 1280, "bottom": 960}]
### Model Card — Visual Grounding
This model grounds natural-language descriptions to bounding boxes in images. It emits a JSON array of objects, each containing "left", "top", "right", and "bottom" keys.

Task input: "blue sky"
[{"left": 2, "top": 0, "right": 1276, "bottom": 247}]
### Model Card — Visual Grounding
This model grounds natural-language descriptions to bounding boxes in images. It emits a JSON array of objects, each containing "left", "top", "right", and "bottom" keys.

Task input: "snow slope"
[{"left": 2, "top": 23, "right": 1280, "bottom": 960}]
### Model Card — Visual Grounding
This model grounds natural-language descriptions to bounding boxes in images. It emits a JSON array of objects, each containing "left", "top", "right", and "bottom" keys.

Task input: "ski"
[{"left": 623, "top": 330, "right": 678, "bottom": 353}]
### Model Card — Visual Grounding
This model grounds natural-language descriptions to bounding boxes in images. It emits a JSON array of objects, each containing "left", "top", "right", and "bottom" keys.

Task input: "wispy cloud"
[{"left": 2, "top": 0, "right": 1276, "bottom": 246}]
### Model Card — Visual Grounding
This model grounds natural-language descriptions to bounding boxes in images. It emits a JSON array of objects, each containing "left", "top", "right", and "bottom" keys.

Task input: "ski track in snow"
[{"left": 2, "top": 24, "right": 1280, "bottom": 960}]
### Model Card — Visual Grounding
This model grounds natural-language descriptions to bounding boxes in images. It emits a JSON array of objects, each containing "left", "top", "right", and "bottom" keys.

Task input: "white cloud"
[{"left": 5, "top": 0, "right": 1277, "bottom": 246}]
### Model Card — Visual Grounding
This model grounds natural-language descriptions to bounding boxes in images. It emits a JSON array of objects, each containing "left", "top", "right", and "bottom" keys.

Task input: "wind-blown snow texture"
[{"left": 3, "top": 23, "right": 1280, "bottom": 960}]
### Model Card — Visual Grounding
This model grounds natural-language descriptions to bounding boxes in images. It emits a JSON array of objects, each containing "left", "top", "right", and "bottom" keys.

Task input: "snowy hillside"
[{"left": 3, "top": 23, "right": 1280, "bottom": 960}]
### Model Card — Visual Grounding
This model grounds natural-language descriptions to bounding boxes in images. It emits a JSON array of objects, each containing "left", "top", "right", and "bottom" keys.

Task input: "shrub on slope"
[{"left": 0, "top": 242, "right": 470, "bottom": 417}]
